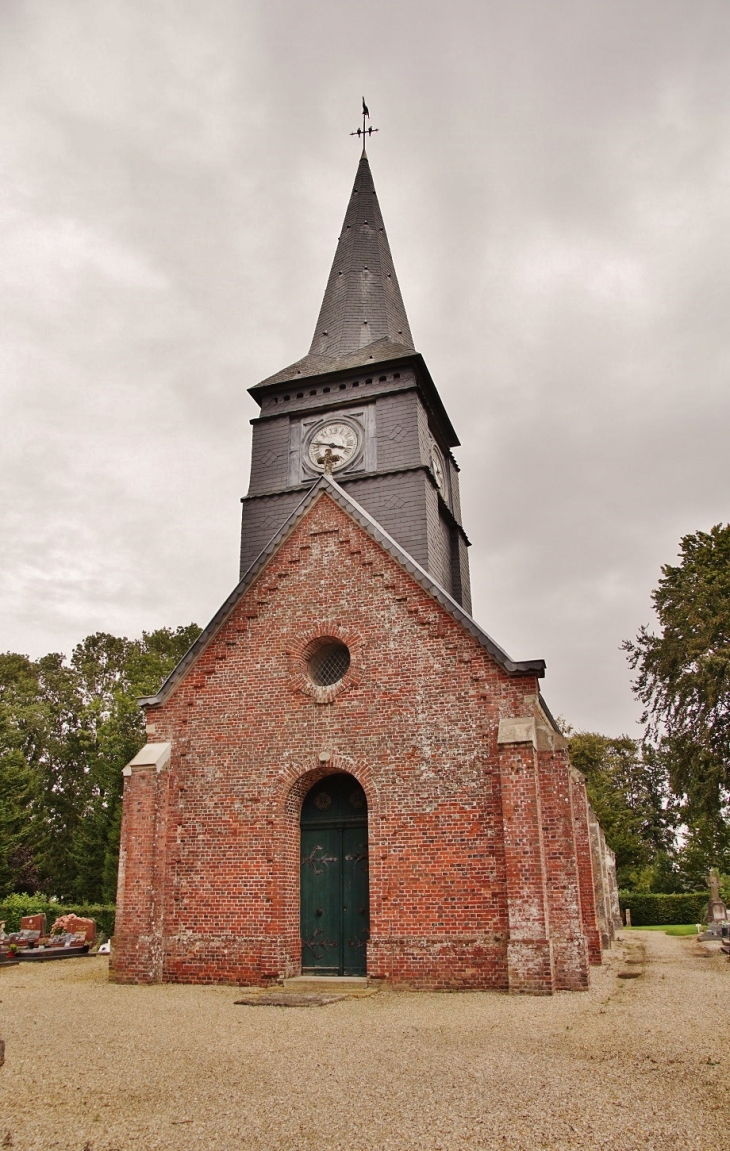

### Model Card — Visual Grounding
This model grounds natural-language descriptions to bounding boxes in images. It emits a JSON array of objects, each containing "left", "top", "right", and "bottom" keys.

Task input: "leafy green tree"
[
  {"left": 624, "top": 524, "right": 730, "bottom": 874},
  {"left": 33, "top": 651, "right": 95, "bottom": 899},
  {"left": 672, "top": 813, "right": 730, "bottom": 891},
  {"left": 568, "top": 732, "right": 677, "bottom": 890},
  {"left": 0, "top": 624, "right": 200, "bottom": 902},
  {"left": 0, "top": 653, "right": 49, "bottom": 896},
  {"left": 0, "top": 750, "right": 40, "bottom": 897},
  {"left": 62, "top": 625, "right": 201, "bottom": 903}
]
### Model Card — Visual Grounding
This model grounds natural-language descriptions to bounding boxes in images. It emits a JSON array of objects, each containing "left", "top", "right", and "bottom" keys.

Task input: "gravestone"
[
  {"left": 20, "top": 914, "right": 46, "bottom": 935},
  {"left": 49, "top": 914, "right": 96, "bottom": 941},
  {"left": 702, "top": 871, "right": 729, "bottom": 940}
]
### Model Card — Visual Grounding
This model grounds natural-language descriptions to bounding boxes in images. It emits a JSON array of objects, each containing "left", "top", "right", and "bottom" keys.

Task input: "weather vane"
[{"left": 350, "top": 98, "right": 379, "bottom": 150}]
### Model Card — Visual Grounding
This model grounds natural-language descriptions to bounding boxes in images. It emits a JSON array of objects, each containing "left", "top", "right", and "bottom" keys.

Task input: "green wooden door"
[
  {"left": 342, "top": 826, "right": 370, "bottom": 973},
  {"left": 300, "top": 774, "right": 369, "bottom": 976}
]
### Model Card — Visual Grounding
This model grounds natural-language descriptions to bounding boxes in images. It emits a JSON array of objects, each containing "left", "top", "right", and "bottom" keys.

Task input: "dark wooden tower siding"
[{"left": 241, "top": 152, "right": 471, "bottom": 611}]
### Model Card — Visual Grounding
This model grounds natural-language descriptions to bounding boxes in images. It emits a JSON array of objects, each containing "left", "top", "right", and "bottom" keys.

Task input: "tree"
[
  {"left": 0, "top": 653, "right": 49, "bottom": 896},
  {"left": 0, "top": 624, "right": 200, "bottom": 902},
  {"left": 568, "top": 732, "right": 677, "bottom": 889},
  {"left": 62, "top": 625, "right": 201, "bottom": 903},
  {"left": 624, "top": 524, "right": 730, "bottom": 873},
  {"left": 672, "top": 813, "right": 730, "bottom": 892}
]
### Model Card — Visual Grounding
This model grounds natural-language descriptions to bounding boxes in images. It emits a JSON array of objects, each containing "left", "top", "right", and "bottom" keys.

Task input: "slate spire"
[{"left": 308, "top": 152, "right": 414, "bottom": 359}]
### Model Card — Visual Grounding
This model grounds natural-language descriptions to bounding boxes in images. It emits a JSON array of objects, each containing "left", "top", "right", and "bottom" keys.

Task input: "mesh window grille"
[{"left": 308, "top": 641, "right": 351, "bottom": 686}]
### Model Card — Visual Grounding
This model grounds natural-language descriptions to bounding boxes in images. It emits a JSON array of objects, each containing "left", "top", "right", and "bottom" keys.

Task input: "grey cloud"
[{"left": 1, "top": 0, "right": 728, "bottom": 737}]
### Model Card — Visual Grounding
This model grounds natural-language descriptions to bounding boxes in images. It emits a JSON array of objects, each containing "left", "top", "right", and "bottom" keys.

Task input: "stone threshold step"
[{"left": 282, "top": 975, "right": 368, "bottom": 988}]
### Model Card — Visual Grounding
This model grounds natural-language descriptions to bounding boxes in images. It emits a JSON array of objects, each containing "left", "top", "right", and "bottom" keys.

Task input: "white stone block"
[
  {"left": 497, "top": 717, "right": 537, "bottom": 748},
  {"left": 124, "top": 741, "right": 172, "bottom": 774}
]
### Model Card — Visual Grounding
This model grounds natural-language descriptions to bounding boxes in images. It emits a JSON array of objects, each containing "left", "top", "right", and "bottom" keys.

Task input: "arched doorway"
[{"left": 300, "top": 773, "right": 369, "bottom": 976}]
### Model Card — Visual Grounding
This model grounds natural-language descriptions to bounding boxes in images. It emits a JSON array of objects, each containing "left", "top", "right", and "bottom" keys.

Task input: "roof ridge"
[
  {"left": 322, "top": 476, "right": 543, "bottom": 675},
  {"left": 139, "top": 478, "right": 544, "bottom": 708}
]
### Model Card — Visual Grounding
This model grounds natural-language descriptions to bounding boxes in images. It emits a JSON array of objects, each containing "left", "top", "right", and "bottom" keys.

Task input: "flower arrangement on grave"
[{"left": 50, "top": 915, "right": 78, "bottom": 936}]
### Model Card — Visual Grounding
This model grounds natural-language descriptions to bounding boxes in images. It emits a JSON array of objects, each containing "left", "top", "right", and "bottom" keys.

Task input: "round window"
[{"left": 307, "top": 640, "right": 351, "bottom": 686}]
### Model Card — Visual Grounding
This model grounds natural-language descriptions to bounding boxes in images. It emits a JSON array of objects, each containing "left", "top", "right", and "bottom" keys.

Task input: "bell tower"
[{"left": 240, "top": 149, "right": 472, "bottom": 611}]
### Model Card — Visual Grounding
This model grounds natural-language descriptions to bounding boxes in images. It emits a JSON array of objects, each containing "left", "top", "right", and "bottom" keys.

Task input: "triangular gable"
[{"left": 139, "top": 475, "right": 545, "bottom": 707}]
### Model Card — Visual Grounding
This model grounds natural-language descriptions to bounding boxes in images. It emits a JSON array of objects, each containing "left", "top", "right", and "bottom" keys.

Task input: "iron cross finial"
[
  {"left": 316, "top": 447, "right": 341, "bottom": 475},
  {"left": 350, "top": 97, "right": 379, "bottom": 152}
]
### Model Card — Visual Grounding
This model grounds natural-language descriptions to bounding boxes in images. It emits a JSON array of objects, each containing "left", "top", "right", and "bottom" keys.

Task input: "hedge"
[
  {"left": 0, "top": 893, "right": 115, "bottom": 937},
  {"left": 1, "top": 890, "right": 712, "bottom": 935},
  {"left": 618, "top": 891, "right": 709, "bottom": 926}
]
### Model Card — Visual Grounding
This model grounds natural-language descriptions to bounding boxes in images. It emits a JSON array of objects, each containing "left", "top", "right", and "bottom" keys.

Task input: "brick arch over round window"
[{"left": 285, "top": 621, "right": 364, "bottom": 704}]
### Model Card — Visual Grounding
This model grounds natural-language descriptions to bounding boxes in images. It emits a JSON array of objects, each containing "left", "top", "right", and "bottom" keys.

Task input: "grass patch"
[{"left": 625, "top": 924, "right": 701, "bottom": 936}]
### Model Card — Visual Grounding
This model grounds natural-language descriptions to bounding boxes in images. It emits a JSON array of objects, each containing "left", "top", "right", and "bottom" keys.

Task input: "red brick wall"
[
  {"left": 111, "top": 765, "right": 168, "bottom": 983},
  {"left": 112, "top": 492, "right": 598, "bottom": 991},
  {"left": 570, "top": 769, "right": 603, "bottom": 966},
  {"left": 498, "top": 738, "right": 554, "bottom": 994},
  {"left": 536, "top": 750, "right": 590, "bottom": 990}
]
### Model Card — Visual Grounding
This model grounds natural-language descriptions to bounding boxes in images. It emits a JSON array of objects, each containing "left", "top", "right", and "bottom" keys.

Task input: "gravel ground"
[{"left": 1, "top": 931, "right": 728, "bottom": 1151}]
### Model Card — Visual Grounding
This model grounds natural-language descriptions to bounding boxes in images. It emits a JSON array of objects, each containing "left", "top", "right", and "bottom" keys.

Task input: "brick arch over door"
[
  {"left": 300, "top": 772, "right": 369, "bottom": 975},
  {"left": 270, "top": 755, "right": 379, "bottom": 978}
]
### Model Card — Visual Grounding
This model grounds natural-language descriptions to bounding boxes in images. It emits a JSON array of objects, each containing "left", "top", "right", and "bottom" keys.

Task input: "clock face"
[
  {"left": 430, "top": 445, "right": 445, "bottom": 493},
  {"left": 308, "top": 421, "right": 360, "bottom": 472}
]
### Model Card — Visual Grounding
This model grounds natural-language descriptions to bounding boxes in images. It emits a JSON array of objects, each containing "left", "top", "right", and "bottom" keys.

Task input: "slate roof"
[
  {"left": 139, "top": 476, "right": 546, "bottom": 707},
  {"left": 250, "top": 152, "right": 416, "bottom": 392},
  {"left": 309, "top": 152, "right": 414, "bottom": 359}
]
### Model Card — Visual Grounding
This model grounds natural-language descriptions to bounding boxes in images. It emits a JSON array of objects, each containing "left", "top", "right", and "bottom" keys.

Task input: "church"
[{"left": 111, "top": 143, "right": 621, "bottom": 994}]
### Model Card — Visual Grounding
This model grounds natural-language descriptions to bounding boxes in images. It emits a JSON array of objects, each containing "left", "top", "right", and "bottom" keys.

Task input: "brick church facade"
[{"left": 112, "top": 149, "right": 620, "bottom": 993}]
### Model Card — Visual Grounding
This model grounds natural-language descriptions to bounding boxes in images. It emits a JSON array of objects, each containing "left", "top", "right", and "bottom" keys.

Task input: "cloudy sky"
[{"left": 1, "top": 0, "right": 728, "bottom": 736}]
